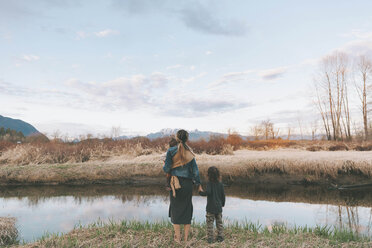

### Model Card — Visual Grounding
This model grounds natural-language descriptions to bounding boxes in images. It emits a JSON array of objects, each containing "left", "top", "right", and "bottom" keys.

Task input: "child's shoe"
[
  {"left": 207, "top": 237, "right": 213, "bottom": 244},
  {"left": 217, "top": 236, "right": 224, "bottom": 242}
]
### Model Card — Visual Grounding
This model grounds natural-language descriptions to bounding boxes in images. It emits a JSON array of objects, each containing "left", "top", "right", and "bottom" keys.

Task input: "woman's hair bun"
[{"left": 176, "top": 129, "right": 189, "bottom": 143}]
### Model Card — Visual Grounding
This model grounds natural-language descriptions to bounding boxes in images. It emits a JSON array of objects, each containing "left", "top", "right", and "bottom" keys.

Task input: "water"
[{"left": 0, "top": 184, "right": 371, "bottom": 242}]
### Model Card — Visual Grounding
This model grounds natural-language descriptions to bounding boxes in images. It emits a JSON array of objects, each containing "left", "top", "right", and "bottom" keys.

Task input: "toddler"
[{"left": 199, "top": 166, "right": 225, "bottom": 243}]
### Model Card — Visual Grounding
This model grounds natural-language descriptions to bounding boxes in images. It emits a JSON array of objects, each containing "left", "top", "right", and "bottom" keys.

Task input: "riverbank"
[
  {"left": 1, "top": 149, "right": 372, "bottom": 186},
  {"left": 2, "top": 184, "right": 372, "bottom": 208},
  {"left": 0, "top": 217, "right": 18, "bottom": 246},
  {"left": 18, "top": 220, "right": 371, "bottom": 248}
]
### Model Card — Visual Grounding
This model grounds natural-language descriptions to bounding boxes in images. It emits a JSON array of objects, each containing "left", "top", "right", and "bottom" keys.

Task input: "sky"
[{"left": 1, "top": 0, "right": 372, "bottom": 137}]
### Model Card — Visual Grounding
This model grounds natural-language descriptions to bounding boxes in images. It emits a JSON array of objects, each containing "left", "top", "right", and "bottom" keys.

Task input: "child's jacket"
[{"left": 199, "top": 182, "right": 225, "bottom": 214}]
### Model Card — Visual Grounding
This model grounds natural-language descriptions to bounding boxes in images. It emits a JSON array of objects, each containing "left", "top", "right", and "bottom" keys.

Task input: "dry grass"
[
  {"left": 17, "top": 220, "right": 371, "bottom": 248},
  {"left": 0, "top": 217, "right": 18, "bottom": 246},
  {"left": 0, "top": 149, "right": 372, "bottom": 186},
  {"left": 1, "top": 137, "right": 372, "bottom": 166}
]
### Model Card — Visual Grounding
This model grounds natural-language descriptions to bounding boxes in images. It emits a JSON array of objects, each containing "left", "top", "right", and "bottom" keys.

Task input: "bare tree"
[
  {"left": 314, "top": 88, "right": 331, "bottom": 140},
  {"left": 250, "top": 120, "right": 278, "bottom": 140},
  {"left": 354, "top": 55, "right": 372, "bottom": 140},
  {"left": 342, "top": 81, "right": 352, "bottom": 140},
  {"left": 314, "top": 52, "right": 350, "bottom": 140},
  {"left": 310, "top": 119, "right": 319, "bottom": 140},
  {"left": 297, "top": 113, "right": 304, "bottom": 140},
  {"left": 111, "top": 126, "right": 122, "bottom": 139},
  {"left": 251, "top": 125, "right": 262, "bottom": 140},
  {"left": 52, "top": 130, "right": 61, "bottom": 141},
  {"left": 286, "top": 126, "right": 291, "bottom": 140}
]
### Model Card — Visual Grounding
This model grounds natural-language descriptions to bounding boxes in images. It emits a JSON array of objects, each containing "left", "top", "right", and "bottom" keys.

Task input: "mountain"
[
  {"left": 0, "top": 115, "right": 39, "bottom": 136},
  {"left": 146, "top": 128, "right": 227, "bottom": 141}
]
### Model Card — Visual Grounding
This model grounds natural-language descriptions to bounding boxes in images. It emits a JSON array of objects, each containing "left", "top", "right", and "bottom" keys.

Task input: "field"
[
  {"left": 16, "top": 220, "right": 371, "bottom": 248},
  {"left": 0, "top": 137, "right": 372, "bottom": 186},
  {"left": 0, "top": 147, "right": 371, "bottom": 186}
]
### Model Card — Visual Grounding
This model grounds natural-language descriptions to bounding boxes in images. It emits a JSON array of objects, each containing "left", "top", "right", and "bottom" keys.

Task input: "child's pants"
[{"left": 206, "top": 212, "right": 224, "bottom": 239}]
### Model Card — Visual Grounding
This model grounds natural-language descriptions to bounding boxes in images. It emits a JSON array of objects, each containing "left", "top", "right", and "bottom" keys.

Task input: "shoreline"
[
  {"left": 17, "top": 220, "right": 372, "bottom": 247},
  {"left": 0, "top": 149, "right": 371, "bottom": 187}
]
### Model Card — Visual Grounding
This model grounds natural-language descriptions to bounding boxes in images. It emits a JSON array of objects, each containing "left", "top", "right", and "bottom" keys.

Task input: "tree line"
[
  {"left": 314, "top": 52, "right": 372, "bottom": 141},
  {"left": 0, "top": 127, "right": 25, "bottom": 142}
]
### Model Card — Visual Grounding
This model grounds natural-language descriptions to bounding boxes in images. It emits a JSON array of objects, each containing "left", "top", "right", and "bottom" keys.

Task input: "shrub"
[{"left": 328, "top": 144, "right": 349, "bottom": 151}]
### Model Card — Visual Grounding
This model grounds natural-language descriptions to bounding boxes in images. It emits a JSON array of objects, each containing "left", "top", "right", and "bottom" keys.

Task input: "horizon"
[{"left": 1, "top": 1, "right": 372, "bottom": 137}]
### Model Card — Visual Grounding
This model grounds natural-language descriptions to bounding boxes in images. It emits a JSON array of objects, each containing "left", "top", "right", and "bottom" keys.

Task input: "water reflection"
[{"left": 0, "top": 184, "right": 371, "bottom": 242}]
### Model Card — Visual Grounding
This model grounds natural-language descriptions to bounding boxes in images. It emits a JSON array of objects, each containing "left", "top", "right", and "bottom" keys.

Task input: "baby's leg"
[{"left": 206, "top": 212, "right": 215, "bottom": 243}]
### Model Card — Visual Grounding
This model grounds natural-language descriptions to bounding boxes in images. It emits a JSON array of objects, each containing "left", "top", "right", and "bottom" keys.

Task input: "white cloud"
[
  {"left": 65, "top": 73, "right": 170, "bottom": 110},
  {"left": 162, "top": 97, "right": 252, "bottom": 117},
  {"left": 190, "top": 65, "right": 195, "bottom": 71},
  {"left": 94, "top": 29, "right": 120, "bottom": 37},
  {"left": 332, "top": 30, "right": 372, "bottom": 57},
  {"left": 259, "top": 66, "right": 288, "bottom": 80},
  {"left": 21, "top": 54, "right": 39, "bottom": 62},
  {"left": 209, "top": 70, "right": 255, "bottom": 88},
  {"left": 205, "top": 51, "right": 212, "bottom": 55},
  {"left": 181, "top": 72, "right": 207, "bottom": 84},
  {"left": 64, "top": 71, "right": 250, "bottom": 116}
]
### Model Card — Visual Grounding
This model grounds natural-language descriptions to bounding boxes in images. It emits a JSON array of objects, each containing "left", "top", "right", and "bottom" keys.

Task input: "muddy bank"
[{"left": 2, "top": 183, "right": 372, "bottom": 208}]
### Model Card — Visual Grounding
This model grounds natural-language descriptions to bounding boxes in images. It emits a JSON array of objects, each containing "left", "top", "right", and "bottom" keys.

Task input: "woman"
[{"left": 163, "top": 129, "right": 202, "bottom": 243}]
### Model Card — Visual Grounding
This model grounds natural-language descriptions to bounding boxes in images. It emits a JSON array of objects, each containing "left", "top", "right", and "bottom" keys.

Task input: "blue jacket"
[{"left": 163, "top": 146, "right": 201, "bottom": 185}]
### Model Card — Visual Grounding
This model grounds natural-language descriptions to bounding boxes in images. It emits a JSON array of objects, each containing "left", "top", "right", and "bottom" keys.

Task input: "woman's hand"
[{"left": 198, "top": 185, "right": 203, "bottom": 192}]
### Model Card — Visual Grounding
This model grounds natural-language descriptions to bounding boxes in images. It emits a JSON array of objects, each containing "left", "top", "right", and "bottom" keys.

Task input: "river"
[{"left": 0, "top": 184, "right": 371, "bottom": 242}]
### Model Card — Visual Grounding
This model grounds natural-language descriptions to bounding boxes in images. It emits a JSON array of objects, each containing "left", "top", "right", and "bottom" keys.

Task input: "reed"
[
  {"left": 0, "top": 149, "right": 371, "bottom": 186},
  {"left": 18, "top": 220, "right": 371, "bottom": 248},
  {"left": 1, "top": 137, "right": 371, "bottom": 166},
  {"left": 0, "top": 217, "right": 18, "bottom": 246}
]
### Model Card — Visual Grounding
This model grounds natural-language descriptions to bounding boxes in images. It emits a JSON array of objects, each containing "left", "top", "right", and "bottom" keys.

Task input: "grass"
[
  {"left": 0, "top": 217, "right": 18, "bottom": 246},
  {"left": 0, "top": 149, "right": 372, "bottom": 186},
  {"left": 17, "top": 220, "right": 372, "bottom": 248},
  {"left": 1, "top": 137, "right": 372, "bottom": 166}
]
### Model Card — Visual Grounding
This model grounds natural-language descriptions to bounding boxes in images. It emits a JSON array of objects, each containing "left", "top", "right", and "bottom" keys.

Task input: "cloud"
[
  {"left": 94, "top": 29, "right": 120, "bottom": 37},
  {"left": 210, "top": 70, "right": 254, "bottom": 88},
  {"left": 65, "top": 72, "right": 170, "bottom": 110},
  {"left": 179, "top": 3, "right": 248, "bottom": 36},
  {"left": 64, "top": 71, "right": 250, "bottom": 116},
  {"left": 205, "top": 51, "right": 212, "bottom": 55},
  {"left": 331, "top": 30, "right": 372, "bottom": 58},
  {"left": 21, "top": 54, "right": 40, "bottom": 62},
  {"left": 0, "top": 79, "right": 76, "bottom": 99},
  {"left": 259, "top": 66, "right": 288, "bottom": 80},
  {"left": 163, "top": 98, "right": 252, "bottom": 117},
  {"left": 112, "top": 0, "right": 248, "bottom": 36}
]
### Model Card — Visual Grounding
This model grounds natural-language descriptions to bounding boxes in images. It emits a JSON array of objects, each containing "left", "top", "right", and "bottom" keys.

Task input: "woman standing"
[{"left": 163, "top": 129, "right": 202, "bottom": 243}]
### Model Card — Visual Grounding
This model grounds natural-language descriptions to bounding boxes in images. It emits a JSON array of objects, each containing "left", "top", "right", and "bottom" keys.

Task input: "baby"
[{"left": 164, "top": 137, "right": 178, "bottom": 190}]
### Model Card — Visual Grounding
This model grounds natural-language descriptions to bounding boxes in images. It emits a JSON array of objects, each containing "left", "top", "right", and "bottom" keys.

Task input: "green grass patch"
[{"left": 16, "top": 219, "right": 372, "bottom": 248}]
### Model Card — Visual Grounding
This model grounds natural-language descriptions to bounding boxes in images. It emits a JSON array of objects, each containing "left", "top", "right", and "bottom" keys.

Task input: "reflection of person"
[
  {"left": 199, "top": 166, "right": 225, "bottom": 243},
  {"left": 163, "top": 129, "right": 202, "bottom": 244}
]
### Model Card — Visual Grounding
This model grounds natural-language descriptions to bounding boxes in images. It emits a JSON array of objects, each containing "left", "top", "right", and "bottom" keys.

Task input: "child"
[
  {"left": 199, "top": 166, "right": 225, "bottom": 243},
  {"left": 165, "top": 137, "right": 178, "bottom": 191}
]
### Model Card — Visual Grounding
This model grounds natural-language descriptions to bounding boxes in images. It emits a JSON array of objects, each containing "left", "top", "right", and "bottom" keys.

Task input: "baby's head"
[
  {"left": 169, "top": 137, "right": 178, "bottom": 148},
  {"left": 207, "top": 166, "right": 220, "bottom": 183}
]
